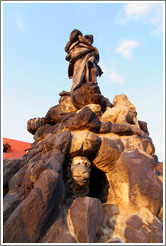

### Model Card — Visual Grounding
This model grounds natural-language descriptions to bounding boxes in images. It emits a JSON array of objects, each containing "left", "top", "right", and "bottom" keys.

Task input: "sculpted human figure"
[
  {"left": 101, "top": 94, "right": 140, "bottom": 128},
  {"left": 65, "top": 29, "right": 103, "bottom": 91}
]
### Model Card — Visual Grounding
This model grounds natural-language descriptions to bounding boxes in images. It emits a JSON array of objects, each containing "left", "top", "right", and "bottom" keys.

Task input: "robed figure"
[{"left": 65, "top": 29, "right": 103, "bottom": 91}]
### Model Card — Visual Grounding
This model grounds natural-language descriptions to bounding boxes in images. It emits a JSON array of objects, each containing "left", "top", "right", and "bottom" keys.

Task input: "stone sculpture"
[
  {"left": 3, "top": 30, "right": 163, "bottom": 244},
  {"left": 65, "top": 29, "right": 103, "bottom": 91},
  {"left": 101, "top": 94, "right": 139, "bottom": 127},
  {"left": 71, "top": 156, "right": 91, "bottom": 186}
]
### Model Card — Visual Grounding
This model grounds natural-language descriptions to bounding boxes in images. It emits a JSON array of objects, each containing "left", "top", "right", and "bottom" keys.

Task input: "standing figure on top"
[{"left": 65, "top": 29, "right": 103, "bottom": 91}]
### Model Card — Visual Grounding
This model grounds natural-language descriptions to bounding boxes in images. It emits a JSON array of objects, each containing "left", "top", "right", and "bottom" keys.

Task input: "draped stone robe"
[{"left": 65, "top": 35, "right": 103, "bottom": 91}]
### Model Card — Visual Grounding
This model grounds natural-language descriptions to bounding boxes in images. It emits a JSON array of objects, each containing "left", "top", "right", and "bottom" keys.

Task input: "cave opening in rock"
[{"left": 88, "top": 164, "right": 109, "bottom": 203}]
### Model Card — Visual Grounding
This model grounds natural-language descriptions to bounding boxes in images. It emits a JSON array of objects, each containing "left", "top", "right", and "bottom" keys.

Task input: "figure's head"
[
  {"left": 84, "top": 35, "right": 94, "bottom": 44},
  {"left": 70, "top": 29, "right": 83, "bottom": 43},
  {"left": 71, "top": 156, "right": 91, "bottom": 186}
]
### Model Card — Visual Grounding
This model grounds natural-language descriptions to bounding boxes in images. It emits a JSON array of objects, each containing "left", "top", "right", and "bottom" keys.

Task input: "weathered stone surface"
[
  {"left": 42, "top": 149, "right": 63, "bottom": 173},
  {"left": 24, "top": 130, "right": 70, "bottom": 191},
  {"left": 3, "top": 157, "right": 26, "bottom": 196},
  {"left": 141, "top": 136, "right": 155, "bottom": 155},
  {"left": 34, "top": 124, "right": 53, "bottom": 142},
  {"left": 93, "top": 138, "right": 121, "bottom": 173},
  {"left": 106, "top": 149, "right": 163, "bottom": 214},
  {"left": 8, "top": 164, "right": 28, "bottom": 196},
  {"left": 42, "top": 129, "right": 71, "bottom": 154},
  {"left": 111, "top": 209, "right": 163, "bottom": 243},
  {"left": 45, "top": 105, "right": 62, "bottom": 125},
  {"left": 101, "top": 107, "right": 117, "bottom": 123},
  {"left": 33, "top": 129, "right": 71, "bottom": 157},
  {"left": 4, "top": 164, "right": 28, "bottom": 223},
  {"left": 70, "top": 130, "right": 101, "bottom": 157},
  {"left": 41, "top": 217, "right": 76, "bottom": 243},
  {"left": 4, "top": 130, "right": 71, "bottom": 231},
  {"left": 45, "top": 104, "right": 76, "bottom": 125},
  {"left": 119, "top": 134, "right": 155, "bottom": 156},
  {"left": 147, "top": 215, "right": 163, "bottom": 233},
  {"left": 126, "top": 215, "right": 143, "bottom": 229},
  {"left": 62, "top": 106, "right": 101, "bottom": 131},
  {"left": 100, "top": 121, "right": 112, "bottom": 133},
  {"left": 103, "top": 203, "right": 119, "bottom": 218},
  {"left": 124, "top": 225, "right": 150, "bottom": 243},
  {"left": 59, "top": 93, "right": 78, "bottom": 113},
  {"left": 4, "top": 169, "right": 63, "bottom": 243},
  {"left": 111, "top": 123, "right": 134, "bottom": 134},
  {"left": 124, "top": 214, "right": 163, "bottom": 243},
  {"left": 107, "top": 215, "right": 118, "bottom": 230},
  {"left": 100, "top": 121, "right": 133, "bottom": 134},
  {"left": 100, "top": 121, "right": 149, "bottom": 138},
  {"left": 150, "top": 230, "right": 163, "bottom": 243},
  {"left": 67, "top": 197, "right": 104, "bottom": 243},
  {"left": 95, "top": 227, "right": 113, "bottom": 243},
  {"left": 99, "top": 131, "right": 155, "bottom": 157},
  {"left": 138, "top": 120, "right": 149, "bottom": 135},
  {"left": 3, "top": 192, "right": 20, "bottom": 225},
  {"left": 149, "top": 217, "right": 163, "bottom": 243},
  {"left": 71, "top": 81, "right": 106, "bottom": 111},
  {"left": 27, "top": 117, "right": 45, "bottom": 135},
  {"left": 113, "top": 138, "right": 125, "bottom": 152},
  {"left": 77, "top": 103, "right": 101, "bottom": 116}
]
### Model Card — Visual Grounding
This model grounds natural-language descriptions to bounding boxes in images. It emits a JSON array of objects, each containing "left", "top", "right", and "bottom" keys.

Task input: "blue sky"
[{"left": 2, "top": 1, "right": 164, "bottom": 161}]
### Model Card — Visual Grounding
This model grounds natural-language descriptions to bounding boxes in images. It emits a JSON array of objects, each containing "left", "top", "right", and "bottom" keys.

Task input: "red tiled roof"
[{"left": 3, "top": 138, "right": 32, "bottom": 160}]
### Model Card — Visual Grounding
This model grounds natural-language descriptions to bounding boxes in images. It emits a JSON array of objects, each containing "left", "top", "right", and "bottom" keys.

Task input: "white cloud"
[
  {"left": 16, "top": 19, "right": 24, "bottom": 29},
  {"left": 99, "top": 61, "right": 124, "bottom": 85},
  {"left": 125, "top": 2, "right": 163, "bottom": 34},
  {"left": 115, "top": 40, "right": 140, "bottom": 60},
  {"left": 150, "top": 5, "right": 163, "bottom": 34},
  {"left": 109, "top": 70, "right": 124, "bottom": 84},
  {"left": 125, "top": 3, "right": 152, "bottom": 19},
  {"left": 14, "top": 14, "right": 25, "bottom": 30}
]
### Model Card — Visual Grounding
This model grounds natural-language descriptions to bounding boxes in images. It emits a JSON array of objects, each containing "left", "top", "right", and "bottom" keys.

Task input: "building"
[{"left": 3, "top": 138, "right": 32, "bottom": 160}]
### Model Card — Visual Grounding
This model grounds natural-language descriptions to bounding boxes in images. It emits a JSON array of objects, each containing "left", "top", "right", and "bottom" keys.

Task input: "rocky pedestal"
[{"left": 3, "top": 82, "right": 163, "bottom": 243}]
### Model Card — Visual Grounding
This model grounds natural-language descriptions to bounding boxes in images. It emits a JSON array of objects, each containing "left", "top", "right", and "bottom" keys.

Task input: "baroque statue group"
[{"left": 3, "top": 29, "right": 163, "bottom": 244}]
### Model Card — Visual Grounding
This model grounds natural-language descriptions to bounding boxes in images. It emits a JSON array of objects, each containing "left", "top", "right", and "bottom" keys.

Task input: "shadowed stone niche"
[
  {"left": 62, "top": 155, "right": 109, "bottom": 205},
  {"left": 4, "top": 29, "right": 163, "bottom": 244},
  {"left": 88, "top": 164, "right": 109, "bottom": 203}
]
